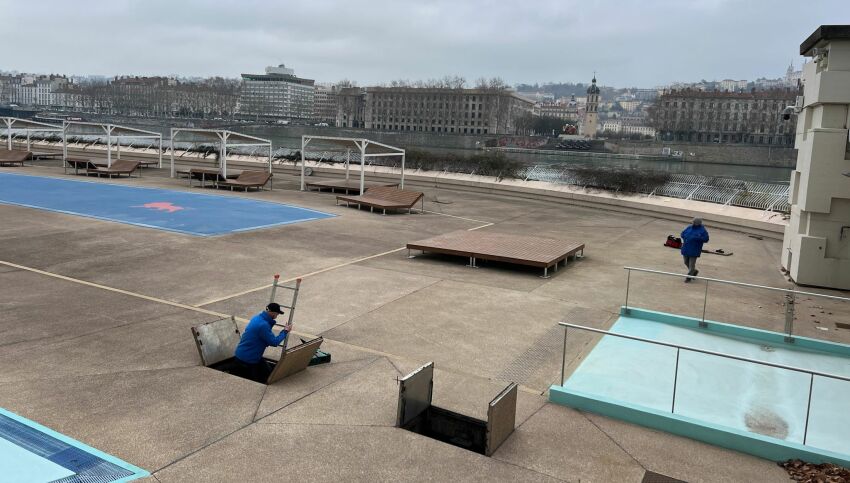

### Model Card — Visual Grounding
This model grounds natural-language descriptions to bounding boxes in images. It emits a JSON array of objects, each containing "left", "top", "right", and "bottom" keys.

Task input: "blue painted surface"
[
  {"left": 0, "top": 408, "right": 148, "bottom": 482},
  {"left": 550, "top": 386, "right": 850, "bottom": 468},
  {"left": 0, "top": 173, "right": 335, "bottom": 236},
  {"left": 0, "top": 437, "right": 75, "bottom": 482},
  {"left": 623, "top": 307, "right": 850, "bottom": 357},
  {"left": 556, "top": 312, "right": 850, "bottom": 461}
]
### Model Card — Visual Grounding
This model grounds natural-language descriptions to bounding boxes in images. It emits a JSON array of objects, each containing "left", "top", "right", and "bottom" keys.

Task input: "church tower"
[{"left": 583, "top": 75, "right": 600, "bottom": 139}]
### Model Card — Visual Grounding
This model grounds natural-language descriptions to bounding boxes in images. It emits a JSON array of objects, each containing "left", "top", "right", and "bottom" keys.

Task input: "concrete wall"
[
  {"left": 275, "top": 125, "right": 498, "bottom": 150},
  {"left": 607, "top": 141, "right": 797, "bottom": 168}
]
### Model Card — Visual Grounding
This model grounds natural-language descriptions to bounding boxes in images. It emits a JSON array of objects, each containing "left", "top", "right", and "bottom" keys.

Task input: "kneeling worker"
[{"left": 234, "top": 303, "right": 293, "bottom": 383}]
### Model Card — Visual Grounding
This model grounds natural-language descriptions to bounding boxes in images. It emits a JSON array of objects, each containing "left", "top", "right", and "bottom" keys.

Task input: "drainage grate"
[
  {"left": 496, "top": 324, "right": 563, "bottom": 384},
  {"left": 0, "top": 411, "right": 143, "bottom": 482}
]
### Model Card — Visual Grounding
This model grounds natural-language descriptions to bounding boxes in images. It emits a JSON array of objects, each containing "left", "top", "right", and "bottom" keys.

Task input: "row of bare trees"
[{"left": 379, "top": 76, "right": 509, "bottom": 90}]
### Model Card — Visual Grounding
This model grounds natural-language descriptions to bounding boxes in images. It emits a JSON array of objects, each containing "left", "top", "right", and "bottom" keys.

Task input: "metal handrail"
[
  {"left": 623, "top": 266, "right": 850, "bottom": 303},
  {"left": 557, "top": 322, "right": 850, "bottom": 445},
  {"left": 622, "top": 266, "right": 850, "bottom": 341},
  {"left": 558, "top": 322, "right": 850, "bottom": 383}
]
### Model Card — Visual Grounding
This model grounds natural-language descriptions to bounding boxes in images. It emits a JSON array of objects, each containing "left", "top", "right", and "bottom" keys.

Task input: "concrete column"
[{"left": 782, "top": 25, "right": 850, "bottom": 289}]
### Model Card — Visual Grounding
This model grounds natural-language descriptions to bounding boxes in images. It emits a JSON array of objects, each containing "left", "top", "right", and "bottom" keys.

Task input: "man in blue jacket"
[
  {"left": 681, "top": 217, "right": 709, "bottom": 282},
  {"left": 234, "top": 303, "right": 292, "bottom": 383}
]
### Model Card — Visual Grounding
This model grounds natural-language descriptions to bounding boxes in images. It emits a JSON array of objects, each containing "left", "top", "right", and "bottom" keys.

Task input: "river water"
[
  {"left": 58, "top": 118, "right": 794, "bottom": 184},
  {"left": 234, "top": 126, "right": 793, "bottom": 184}
]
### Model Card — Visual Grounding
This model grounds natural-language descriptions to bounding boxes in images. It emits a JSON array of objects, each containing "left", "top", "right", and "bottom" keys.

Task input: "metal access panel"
[
  {"left": 191, "top": 316, "right": 241, "bottom": 366},
  {"left": 396, "top": 362, "right": 434, "bottom": 427},
  {"left": 266, "top": 337, "right": 323, "bottom": 384},
  {"left": 485, "top": 383, "right": 518, "bottom": 456}
]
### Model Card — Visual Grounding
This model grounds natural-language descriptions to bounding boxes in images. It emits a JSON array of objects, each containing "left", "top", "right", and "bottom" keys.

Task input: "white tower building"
[{"left": 781, "top": 25, "right": 850, "bottom": 289}]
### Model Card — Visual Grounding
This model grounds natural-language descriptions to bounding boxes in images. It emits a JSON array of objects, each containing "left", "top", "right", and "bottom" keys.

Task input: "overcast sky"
[{"left": 1, "top": 0, "right": 846, "bottom": 88}]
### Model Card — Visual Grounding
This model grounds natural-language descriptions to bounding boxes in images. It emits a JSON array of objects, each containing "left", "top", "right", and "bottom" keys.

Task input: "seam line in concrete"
[
  {"left": 319, "top": 279, "right": 442, "bottom": 336},
  {"left": 195, "top": 246, "right": 409, "bottom": 307},
  {"left": 0, "top": 260, "right": 231, "bottom": 318},
  {"left": 195, "top": 216, "right": 494, "bottom": 307},
  {"left": 152, "top": 358, "right": 387, "bottom": 475},
  {"left": 579, "top": 410, "right": 649, "bottom": 473},
  {"left": 251, "top": 385, "right": 269, "bottom": 423},
  {"left": 255, "top": 358, "right": 387, "bottom": 423},
  {"left": 420, "top": 209, "right": 492, "bottom": 225},
  {"left": 0, "top": 258, "right": 543, "bottom": 396}
]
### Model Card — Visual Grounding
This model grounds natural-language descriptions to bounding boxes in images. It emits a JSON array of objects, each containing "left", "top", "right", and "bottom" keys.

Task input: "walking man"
[
  {"left": 681, "top": 217, "right": 709, "bottom": 282},
  {"left": 234, "top": 303, "right": 292, "bottom": 383}
]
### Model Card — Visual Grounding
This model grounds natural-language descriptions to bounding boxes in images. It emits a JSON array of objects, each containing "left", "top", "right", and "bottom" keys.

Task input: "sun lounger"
[
  {"left": 186, "top": 168, "right": 241, "bottom": 187},
  {"left": 87, "top": 160, "right": 141, "bottom": 178},
  {"left": 217, "top": 170, "right": 273, "bottom": 191},
  {"left": 64, "top": 157, "right": 102, "bottom": 175},
  {"left": 0, "top": 149, "right": 32, "bottom": 167},
  {"left": 136, "top": 158, "right": 160, "bottom": 169},
  {"left": 336, "top": 186, "right": 424, "bottom": 214},
  {"left": 31, "top": 152, "right": 64, "bottom": 160}
]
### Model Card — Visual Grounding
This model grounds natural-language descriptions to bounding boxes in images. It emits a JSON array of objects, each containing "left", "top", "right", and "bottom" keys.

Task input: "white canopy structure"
[
  {"left": 62, "top": 121, "right": 163, "bottom": 168},
  {"left": 169, "top": 128, "right": 272, "bottom": 178},
  {"left": 2, "top": 117, "right": 63, "bottom": 151},
  {"left": 300, "top": 135, "right": 406, "bottom": 195}
]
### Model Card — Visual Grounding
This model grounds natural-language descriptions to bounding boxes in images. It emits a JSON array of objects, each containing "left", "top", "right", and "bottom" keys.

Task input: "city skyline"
[{"left": 0, "top": 0, "right": 845, "bottom": 87}]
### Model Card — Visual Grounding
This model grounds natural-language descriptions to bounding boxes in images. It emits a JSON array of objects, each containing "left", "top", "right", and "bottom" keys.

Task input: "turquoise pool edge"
[
  {"left": 548, "top": 386, "right": 850, "bottom": 467},
  {"left": 620, "top": 306, "right": 850, "bottom": 356},
  {"left": 0, "top": 408, "right": 150, "bottom": 481}
]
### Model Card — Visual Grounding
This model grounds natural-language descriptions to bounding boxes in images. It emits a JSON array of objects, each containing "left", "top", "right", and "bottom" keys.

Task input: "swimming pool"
[
  {"left": 0, "top": 408, "right": 148, "bottom": 482},
  {"left": 551, "top": 308, "right": 850, "bottom": 465}
]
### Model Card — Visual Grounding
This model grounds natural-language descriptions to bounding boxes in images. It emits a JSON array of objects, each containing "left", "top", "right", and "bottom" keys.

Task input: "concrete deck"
[{"left": 1, "top": 162, "right": 847, "bottom": 482}]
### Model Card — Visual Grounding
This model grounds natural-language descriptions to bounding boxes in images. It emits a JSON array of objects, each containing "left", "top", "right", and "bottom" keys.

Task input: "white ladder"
[{"left": 269, "top": 274, "right": 301, "bottom": 350}]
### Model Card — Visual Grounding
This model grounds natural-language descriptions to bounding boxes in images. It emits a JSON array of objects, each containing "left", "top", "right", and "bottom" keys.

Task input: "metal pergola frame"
[
  {"left": 169, "top": 128, "right": 272, "bottom": 178},
  {"left": 2, "top": 117, "right": 64, "bottom": 151},
  {"left": 62, "top": 121, "right": 163, "bottom": 168},
  {"left": 300, "top": 135, "right": 406, "bottom": 195}
]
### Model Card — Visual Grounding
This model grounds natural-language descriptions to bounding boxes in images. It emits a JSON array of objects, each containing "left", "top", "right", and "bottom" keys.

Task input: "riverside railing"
[
  {"left": 623, "top": 267, "right": 850, "bottom": 343},
  {"left": 520, "top": 167, "right": 791, "bottom": 213},
  {"left": 557, "top": 321, "right": 850, "bottom": 445}
]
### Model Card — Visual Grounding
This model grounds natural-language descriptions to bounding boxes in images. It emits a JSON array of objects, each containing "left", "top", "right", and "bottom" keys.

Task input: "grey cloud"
[{"left": 0, "top": 0, "right": 846, "bottom": 86}]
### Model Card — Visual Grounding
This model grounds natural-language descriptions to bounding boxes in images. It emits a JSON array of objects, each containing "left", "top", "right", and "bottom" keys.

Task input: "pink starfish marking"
[{"left": 137, "top": 202, "right": 185, "bottom": 213}]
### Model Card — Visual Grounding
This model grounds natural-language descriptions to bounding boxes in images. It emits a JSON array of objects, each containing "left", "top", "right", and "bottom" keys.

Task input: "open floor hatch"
[
  {"left": 191, "top": 316, "right": 329, "bottom": 385},
  {"left": 396, "top": 362, "right": 517, "bottom": 456}
]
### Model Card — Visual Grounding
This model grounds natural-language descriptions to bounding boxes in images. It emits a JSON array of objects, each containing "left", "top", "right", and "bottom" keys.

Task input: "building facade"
[
  {"left": 601, "top": 119, "right": 656, "bottom": 138},
  {"left": 533, "top": 95, "right": 580, "bottom": 121},
  {"left": 582, "top": 76, "right": 600, "bottom": 138},
  {"left": 313, "top": 84, "right": 341, "bottom": 123},
  {"left": 336, "top": 87, "right": 533, "bottom": 135},
  {"left": 1, "top": 75, "right": 70, "bottom": 108},
  {"left": 651, "top": 88, "right": 799, "bottom": 145},
  {"left": 237, "top": 64, "right": 315, "bottom": 121},
  {"left": 718, "top": 79, "right": 748, "bottom": 92}
]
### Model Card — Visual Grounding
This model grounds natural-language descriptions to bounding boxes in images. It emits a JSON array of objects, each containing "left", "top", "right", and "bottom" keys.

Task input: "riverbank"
[{"left": 8, "top": 139, "right": 788, "bottom": 238}]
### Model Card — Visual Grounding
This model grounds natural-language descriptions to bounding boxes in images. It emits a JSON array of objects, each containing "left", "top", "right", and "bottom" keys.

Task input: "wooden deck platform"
[
  {"left": 407, "top": 230, "right": 584, "bottom": 278},
  {"left": 305, "top": 178, "right": 399, "bottom": 194}
]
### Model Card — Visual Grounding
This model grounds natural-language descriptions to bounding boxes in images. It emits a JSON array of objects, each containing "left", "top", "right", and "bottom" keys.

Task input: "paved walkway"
[{"left": 2, "top": 164, "right": 846, "bottom": 482}]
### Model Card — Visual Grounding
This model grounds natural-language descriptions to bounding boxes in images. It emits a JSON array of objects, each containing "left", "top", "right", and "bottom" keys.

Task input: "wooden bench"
[
  {"left": 218, "top": 170, "right": 273, "bottom": 191},
  {"left": 87, "top": 160, "right": 141, "bottom": 178},
  {"left": 0, "top": 149, "right": 32, "bottom": 167},
  {"left": 336, "top": 186, "right": 425, "bottom": 215}
]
